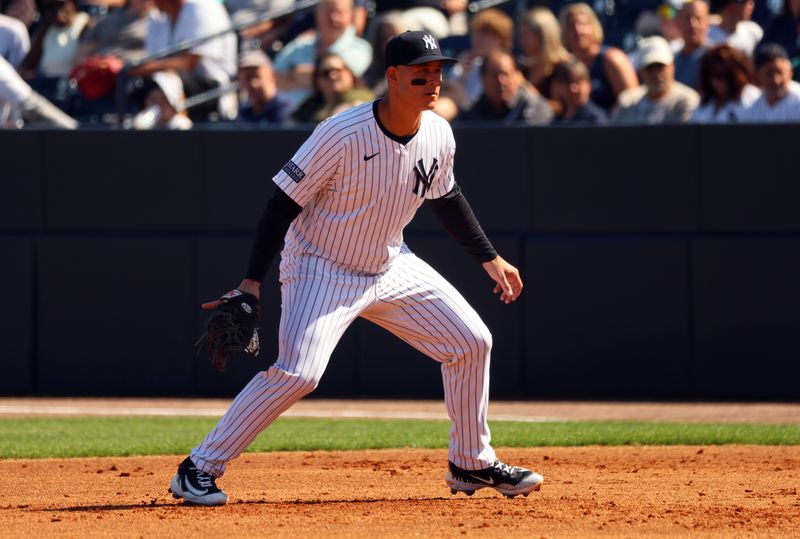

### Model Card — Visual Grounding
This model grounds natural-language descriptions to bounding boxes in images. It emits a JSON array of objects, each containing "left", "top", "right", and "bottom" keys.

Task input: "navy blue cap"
[{"left": 384, "top": 31, "right": 457, "bottom": 69}]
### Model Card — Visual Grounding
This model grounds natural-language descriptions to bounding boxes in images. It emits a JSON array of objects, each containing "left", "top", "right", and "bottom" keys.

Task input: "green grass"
[{"left": 0, "top": 417, "right": 797, "bottom": 459}]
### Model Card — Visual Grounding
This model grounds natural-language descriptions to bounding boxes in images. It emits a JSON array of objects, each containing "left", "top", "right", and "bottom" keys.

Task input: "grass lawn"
[{"left": 1, "top": 417, "right": 798, "bottom": 459}]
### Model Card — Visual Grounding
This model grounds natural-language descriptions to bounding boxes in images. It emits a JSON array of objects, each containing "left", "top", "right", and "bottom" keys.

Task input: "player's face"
[{"left": 393, "top": 62, "right": 444, "bottom": 110}]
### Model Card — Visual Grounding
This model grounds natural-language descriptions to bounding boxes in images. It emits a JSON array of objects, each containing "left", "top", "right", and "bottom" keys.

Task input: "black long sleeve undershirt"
[
  {"left": 244, "top": 183, "right": 496, "bottom": 283},
  {"left": 429, "top": 184, "right": 497, "bottom": 263},
  {"left": 244, "top": 187, "right": 302, "bottom": 283}
]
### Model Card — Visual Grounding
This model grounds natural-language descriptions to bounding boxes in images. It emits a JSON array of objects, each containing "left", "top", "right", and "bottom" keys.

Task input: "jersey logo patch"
[
  {"left": 412, "top": 158, "right": 439, "bottom": 198},
  {"left": 282, "top": 160, "right": 306, "bottom": 183}
]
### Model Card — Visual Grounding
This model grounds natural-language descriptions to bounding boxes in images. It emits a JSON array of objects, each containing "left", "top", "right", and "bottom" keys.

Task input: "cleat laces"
[
  {"left": 491, "top": 460, "right": 518, "bottom": 477},
  {"left": 191, "top": 466, "right": 215, "bottom": 489}
]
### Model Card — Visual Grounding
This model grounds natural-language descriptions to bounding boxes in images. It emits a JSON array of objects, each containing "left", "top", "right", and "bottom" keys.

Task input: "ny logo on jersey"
[
  {"left": 412, "top": 158, "right": 438, "bottom": 198},
  {"left": 422, "top": 34, "right": 437, "bottom": 50}
]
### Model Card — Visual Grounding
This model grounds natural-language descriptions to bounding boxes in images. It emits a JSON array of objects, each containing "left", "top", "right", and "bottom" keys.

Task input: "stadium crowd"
[{"left": 1, "top": 0, "right": 799, "bottom": 128}]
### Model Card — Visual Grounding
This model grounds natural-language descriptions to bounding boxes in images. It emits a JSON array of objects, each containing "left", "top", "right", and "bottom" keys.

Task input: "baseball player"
[{"left": 169, "top": 31, "right": 544, "bottom": 506}]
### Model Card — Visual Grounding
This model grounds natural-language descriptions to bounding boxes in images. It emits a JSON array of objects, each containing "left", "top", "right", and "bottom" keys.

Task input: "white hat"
[
  {"left": 151, "top": 71, "right": 185, "bottom": 110},
  {"left": 637, "top": 36, "right": 674, "bottom": 69}
]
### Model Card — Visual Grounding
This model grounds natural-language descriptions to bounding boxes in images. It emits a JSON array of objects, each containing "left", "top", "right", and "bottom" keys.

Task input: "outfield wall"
[{"left": 2, "top": 125, "right": 799, "bottom": 400}]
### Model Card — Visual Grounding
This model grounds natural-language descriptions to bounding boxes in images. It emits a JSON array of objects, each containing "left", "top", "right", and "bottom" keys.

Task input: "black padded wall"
[{"left": 2, "top": 126, "right": 799, "bottom": 399}]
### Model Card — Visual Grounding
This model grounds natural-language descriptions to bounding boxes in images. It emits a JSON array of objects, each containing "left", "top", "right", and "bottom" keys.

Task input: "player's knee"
[
  {"left": 266, "top": 364, "right": 322, "bottom": 395},
  {"left": 477, "top": 328, "right": 492, "bottom": 357},
  {"left": 463, "top": 323, "right": 492, "bottom": 360}
]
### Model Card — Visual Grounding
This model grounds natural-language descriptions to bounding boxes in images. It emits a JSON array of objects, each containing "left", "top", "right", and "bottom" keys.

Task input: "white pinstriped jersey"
[{"left": 274, "top": 100, "right": 456, "bottom": 274}]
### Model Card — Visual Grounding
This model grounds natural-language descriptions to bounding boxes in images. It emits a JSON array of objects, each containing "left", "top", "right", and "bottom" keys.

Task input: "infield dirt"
[{"left": 1, "top": 445, "right": 798, "bottom": 538}]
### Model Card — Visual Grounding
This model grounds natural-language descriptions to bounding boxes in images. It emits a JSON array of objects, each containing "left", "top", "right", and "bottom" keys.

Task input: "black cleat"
[
  {"left": 445, "top": 460, "right": 543, "bottom": 498},
  {"left": 168, "top": 457, "right": 228, "bottom": 506}
]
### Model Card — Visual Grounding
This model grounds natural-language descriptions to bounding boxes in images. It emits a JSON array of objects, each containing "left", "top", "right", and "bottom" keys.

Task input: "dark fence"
[{"left": 2, "top": 125, "right": 799, "bottom": 400}]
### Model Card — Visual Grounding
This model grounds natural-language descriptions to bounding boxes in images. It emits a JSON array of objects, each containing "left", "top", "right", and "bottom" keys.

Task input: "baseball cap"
[
  {"left": 637, "top": 36, "right": 674, "bottom": 68},
  {"left": 384, "top": 31, "right": 457, "bottom": 69},
  {"left": 238, "top": 49, "right": 271, "bottom": 69}
]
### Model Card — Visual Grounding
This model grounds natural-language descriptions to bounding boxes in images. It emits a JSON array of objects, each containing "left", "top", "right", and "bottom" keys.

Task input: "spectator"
[
  {"left": 232, "top": 0, "right": 295, "bottom": 51},
  {"left": 227, "top": 0, "right": 292, "bottom": 26},
  {"left": 674, "top": 0, "right": 712, "bottom": 89},
  {"left": 442, "top": 0, "right": 468, "bottom": 36},
  {"left": 613, "top": 35, "right": 700, "bottom": 124},
  {"left": 0, "top": 11, "right": 29, "bottom": 68},
  {"left": 708, "top": 0, "right": 763, "bottom": 57},
  {"left": 236, "top": 48, "right": 293, "bottom": 125},
  {"left": 517, "top": 7, "right": 572, "bottom": 99},
  {"left": 291, "top": 51, "right": 374, "bottom": 124},
  {"left": 132, "top": 69, "right": 192, "bottom": 129},
  {"left": 692, "top": 44, "right": 760, "bottom": 122},
  {"left": 559, "top": 2, "right": 638, "bottom": 112},
  {"left": 433, "top": 78, "right": 467, "bottom": 122},
  {"left": 74, "top": 0, "right": 153, "bottom": 65},
  {"left": 657, "top": 0, "right": 684, "bottom": 44},
  {"left": 363, "top": 10, "right": 407, "bottom": 95},
  {"left": 0, "top": 54, "right": 77, "bottom": 127},
  {"left": 20, "top": 0, "right": 90, "bottom": 79},
  {"left": 273, "top": 0, "right": 372, "bottom": 111},
  {"left": 372, "top": 1, "right": 450, "bottom": 37},
  {"left": 760, "top": 0, "right": 800, "bottom": 81},
  {"left": 396, "top": 4, "right": 450, "bottom": 39},
  {"left": 739, "top": 43, "right": 800, "bottom": 122},
  {"left": 450, "top": 8, "right": 514, "bottom": 106},
  {"left": 551, "top": 58, "right": 608, "bottom": 124},
  {"left": 1, "top": 0, "right": 36, "bottom": 29},
  {"left": 460, "top": 50, "right": 553, "bottom": 125},
  {"left": 130, "top": 0, "right": 237, "bottom": 118}
]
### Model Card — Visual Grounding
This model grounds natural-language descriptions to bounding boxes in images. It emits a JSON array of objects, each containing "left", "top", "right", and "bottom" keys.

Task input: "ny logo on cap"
[{"left": 422, "top": 35, "right": 437, "bottom": 50}]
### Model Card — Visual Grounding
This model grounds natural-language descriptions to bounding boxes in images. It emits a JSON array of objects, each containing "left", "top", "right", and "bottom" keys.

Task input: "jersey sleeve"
[
  {"left": 273, "top": 119, "right": 343, "bottom": 207},
  {"left": 425, "top": 124, "right": 456, "bottom": 200}
]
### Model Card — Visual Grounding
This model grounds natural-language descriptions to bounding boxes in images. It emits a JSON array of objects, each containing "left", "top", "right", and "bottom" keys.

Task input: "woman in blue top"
[{"left": 559, "top": 2, "right": 638, "bottom": 111}]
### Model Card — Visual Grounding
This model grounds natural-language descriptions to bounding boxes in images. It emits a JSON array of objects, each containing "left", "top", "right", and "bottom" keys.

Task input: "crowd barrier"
[{"left": 2, "top": 125, "right": 798, "bottom": 399}]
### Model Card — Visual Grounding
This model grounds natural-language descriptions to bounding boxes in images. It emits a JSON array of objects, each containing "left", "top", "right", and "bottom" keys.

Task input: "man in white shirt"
[
  {"left": 131, "top": 0, "right": 236, "bottom": 102},
  {"left": 740, "top": 43, "right": 800, "bottom": 122},
  {"left": 708, "top": 0, "right": 763, "bottom": 57},
  {"left": 614, "top": 35, "right": 700, "bottom": 124},
  {"left": 0, "top": 12, "right": 28, "bottom": 68}
]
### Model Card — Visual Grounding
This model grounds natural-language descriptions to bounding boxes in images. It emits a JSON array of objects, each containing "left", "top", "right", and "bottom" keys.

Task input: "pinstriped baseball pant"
[{"left": 191, "top": 249, "right": 496, "bottom": 477}]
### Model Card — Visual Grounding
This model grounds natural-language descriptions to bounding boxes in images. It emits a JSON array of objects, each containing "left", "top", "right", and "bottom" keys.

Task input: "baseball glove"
[{"left": 195, "top": 289, "right": 260, "bottom": 372}]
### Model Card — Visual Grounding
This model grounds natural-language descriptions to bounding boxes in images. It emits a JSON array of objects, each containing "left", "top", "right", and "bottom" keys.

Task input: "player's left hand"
[{"left": 482, "top": 255, "right": 523, "bottom": 304}]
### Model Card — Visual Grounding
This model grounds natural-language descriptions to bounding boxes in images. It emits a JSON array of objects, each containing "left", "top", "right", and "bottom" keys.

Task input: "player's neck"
[{"left": 376, "top": 97, "right": 422, "bottom": 138}]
